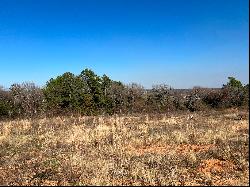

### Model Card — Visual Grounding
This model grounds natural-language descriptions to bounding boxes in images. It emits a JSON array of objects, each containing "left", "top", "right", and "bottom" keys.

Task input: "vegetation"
[
  {"left": 0, "top": 109, "right": 248, "bottom": 185},
  {"left": 0, "top": 69, "right": 248, "bottom": 186},
  {"left": 0, "top": 69, "right": 249, "bottom": 120}
]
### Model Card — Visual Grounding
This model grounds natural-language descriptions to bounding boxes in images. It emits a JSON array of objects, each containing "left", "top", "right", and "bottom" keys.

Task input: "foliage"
[
  {"left": 125, "top": 83, "right": 146, "bottom": 113},
  {"left": 79, "top": 69, "right": 105, "bottom": 114},
  {"left": 184, "top": 88, "right": 206, "bottom": 112},
  {"left": 146, "top": 84, "right": 172, "bottom": 113},
  {"left": 0, "top": 87, "right": 13, "bottom": 118},
  {"left": 104, "top": 80, "right": 126, "bottom": 114},
  {"left": 43, "top": 72, "right": 86, "bottom": 114},
  {"left": 0, "top": 72, "right": 249, "bottom": 119},
  {"left": 225, "top": 76, "right": 243, "bottom": 89},
  {"left": 221, "top": 77, "right": 246, "bottom": 107},
  {"left": 202, "top": 89, "right": 223, "bottom": 108}
]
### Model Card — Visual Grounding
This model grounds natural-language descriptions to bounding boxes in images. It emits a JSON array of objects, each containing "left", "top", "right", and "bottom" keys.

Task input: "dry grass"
[{"left": 0, "top": 109, "right": 249, "bottom": 186}]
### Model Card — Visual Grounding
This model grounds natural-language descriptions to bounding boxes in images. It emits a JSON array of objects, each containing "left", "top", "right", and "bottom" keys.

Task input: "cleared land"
[{"left": 0, "top": 108, "right": 249, "bottom": 186}]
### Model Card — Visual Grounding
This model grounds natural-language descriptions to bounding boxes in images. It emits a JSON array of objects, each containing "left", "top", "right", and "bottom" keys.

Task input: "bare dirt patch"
[
  {"left": 196, "top": 159, "right": 249, "bottom": 186},
  {"left": 197, "top": 159, "right": 236, "bottom": 177}
]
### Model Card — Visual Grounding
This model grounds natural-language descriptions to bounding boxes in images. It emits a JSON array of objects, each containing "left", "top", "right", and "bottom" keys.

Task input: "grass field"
[{"left": 0, "top": 108, "right": 249, "bottom": 186}]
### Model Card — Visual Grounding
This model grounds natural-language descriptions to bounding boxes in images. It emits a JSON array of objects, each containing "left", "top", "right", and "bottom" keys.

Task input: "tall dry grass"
[{"left": 0, "top": 109, "right": 249, "bottom": 185}]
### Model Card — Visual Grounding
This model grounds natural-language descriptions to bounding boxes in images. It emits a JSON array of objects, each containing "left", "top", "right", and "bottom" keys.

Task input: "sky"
[{"left": 0, "top": 0, "right": 249, "bottom": 89}]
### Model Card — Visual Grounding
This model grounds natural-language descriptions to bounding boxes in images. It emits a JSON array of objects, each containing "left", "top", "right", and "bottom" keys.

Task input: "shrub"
[
  {"left": 243, "top": 84, "right": 249, "bottom": 107},
  {"left": 79, "top": 69, "right": 105, "bottom": 114},
  {"left": 43, "top": 72, "right": 87, "bottom": 115},
  {"left": 0, "top": 87, "right": 13, "bottom": 118},
  {"left": 1, "top": 72, "right": 248, "bottom": 119},
  {"left": 146, "top": 84, "right": 172, "bottom": 113},
  {"left": 10, "top": 82, "right": 44, "bottom": 118},
  {"left": 184, "top": 87, "right": 206, "bottom": 112},
  {"left": 220, "top": 77, "right": 246, "bottom": 107},
  {"left": 172, "top": 94, "right": 186, "bottom": 110},
  {"left": 202, "top": 89, "right": 223, "bottom": 108},
  {"left": 105, "top": 81, "right": 126, "bottom": 114},
  {"left": 125, "top": 83, "right": 146, "bottom": 113}
]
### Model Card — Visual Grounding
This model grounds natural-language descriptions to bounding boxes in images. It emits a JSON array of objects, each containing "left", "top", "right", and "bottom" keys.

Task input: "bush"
[
  {"left": 184, "top": 88, "right": 206, "bottom": 112},
  {"left": 202, "top": 89, "right": 223, "bottom": 108},
  {"left": 43, "top": 69, "right": 122, "bottom": 115},
  {"left": 10, "top": 82, "right": 44, "bottom": 118},
  {"left": 243, "top": 84, "right": 249, "bottom": 107},
  {"left": 79, "top": 69, "right": 105, "bottom": 114},
  {"left": 172, "top": 93, "right": 186, "bottom": 110},
  {"left": 0, "top": 87, "right": 13, "bottom": 118},
  {"left": 1, "top": 72, "right": 248, "bottom": 119},
  {"left": 43, "top": 72, "right": 87, "bottom": 115},
  {"left": 125, "top": 83, "right": 146, "bottom": 113},
  {"left": 220, "top": 77, "right": 246, "bottom": 107},
  {"left": 146, "top": 84, "right": 172, "bottom": 113},
  {"left": 105, "top": 81, "right": 126, "bottom": 114}
]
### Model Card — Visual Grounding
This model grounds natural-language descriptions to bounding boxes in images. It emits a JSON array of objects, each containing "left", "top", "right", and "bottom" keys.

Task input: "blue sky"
[{"left": 0, "top": 0, "right": 249, "bottom": 89}]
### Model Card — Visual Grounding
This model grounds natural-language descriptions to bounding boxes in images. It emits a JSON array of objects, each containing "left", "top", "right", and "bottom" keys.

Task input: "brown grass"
[
  {"left": 126, "top": 144, "right": 215, "bottom": 156},
  {"left": 0, "top": 109, "right": 249, "bottom": 186}
]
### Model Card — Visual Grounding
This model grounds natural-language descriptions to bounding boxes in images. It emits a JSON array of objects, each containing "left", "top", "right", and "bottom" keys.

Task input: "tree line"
[{"left": 0, "top": 69, "right": 249, "bottom": 119}]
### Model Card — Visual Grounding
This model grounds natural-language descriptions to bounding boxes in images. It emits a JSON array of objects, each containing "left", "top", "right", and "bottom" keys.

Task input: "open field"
[{"left": 0, "top": 109, "right": 249, "bottom": 186}]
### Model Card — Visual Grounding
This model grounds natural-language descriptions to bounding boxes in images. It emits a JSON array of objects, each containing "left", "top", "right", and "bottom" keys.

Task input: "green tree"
[
  {"left": 79, "top": 69, "right": 104, "bottom": 113},
  {"left": 225, "top": 77, "right": 243, "bottom": 89},
  {"left": 43, "top": 72, "right": 86, "bottom": 114},
  {"left": 221, "top": 77, "right": 245, "bottom": 107},
  {"left": 102, "top": 74, "right": 112, "bottom": 97}
]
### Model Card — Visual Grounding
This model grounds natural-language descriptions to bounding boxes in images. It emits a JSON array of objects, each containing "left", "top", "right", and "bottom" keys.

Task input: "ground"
[{"left": 0, "top": 108, "right": 249, "bottom": 186}]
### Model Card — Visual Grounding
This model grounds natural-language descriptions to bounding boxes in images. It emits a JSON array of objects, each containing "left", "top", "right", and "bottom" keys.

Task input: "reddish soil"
[{"left": 197, "top": 159, "right": 236, "bottom": 177}]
